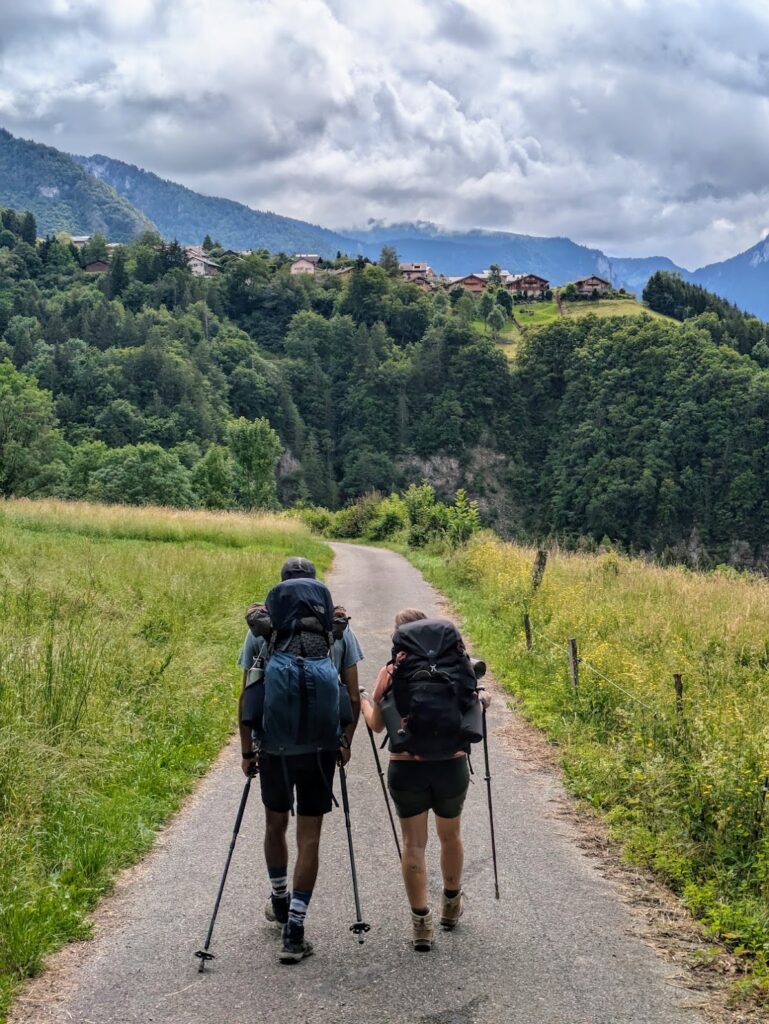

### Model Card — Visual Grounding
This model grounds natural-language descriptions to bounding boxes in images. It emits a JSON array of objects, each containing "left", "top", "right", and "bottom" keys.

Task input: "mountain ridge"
[
  {"left": 2, "top": 127, "right": 769, "bottom": 316},
  {"left": 0, "top": 129, "right": 154, "bottom": 241},
  {"left": 690, "top": 235, "right": 769, "bottom": 319},
  {"left": 75, "top": 153, "right": 358, "bottom": 256}
]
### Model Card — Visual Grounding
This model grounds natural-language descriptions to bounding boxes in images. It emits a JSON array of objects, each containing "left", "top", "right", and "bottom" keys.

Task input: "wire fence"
[{"left": 528, "top": 622, "right": 662, "bottom": 717}]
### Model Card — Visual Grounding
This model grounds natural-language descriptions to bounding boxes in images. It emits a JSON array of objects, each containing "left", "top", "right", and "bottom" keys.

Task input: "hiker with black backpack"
[
  {"left": 361, "top": 608, "right": 487, "bottom": 952},
  {"left": 237, "top": 557, "right": 363, "bottom": 963}
]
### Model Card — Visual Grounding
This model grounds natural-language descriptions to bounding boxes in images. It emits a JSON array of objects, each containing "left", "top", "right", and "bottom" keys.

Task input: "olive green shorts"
[{"left": 387, "top": 757, "right": 470, "bottom": 819}]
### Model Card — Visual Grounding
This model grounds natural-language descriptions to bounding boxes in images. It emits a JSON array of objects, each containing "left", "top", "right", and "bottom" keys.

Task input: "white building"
[{"left": 290, "top": 254, "right": 321, "bottom": 275}]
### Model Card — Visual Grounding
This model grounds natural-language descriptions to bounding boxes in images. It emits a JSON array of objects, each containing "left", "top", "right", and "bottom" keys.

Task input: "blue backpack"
[{"left": 244, "top": 578, "right": 351, "bottom": 757}]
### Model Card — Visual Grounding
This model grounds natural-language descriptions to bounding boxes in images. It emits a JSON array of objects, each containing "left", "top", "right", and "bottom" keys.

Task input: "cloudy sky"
[{"left": 1, "top": 0, "right": 768, "bottom": 267}]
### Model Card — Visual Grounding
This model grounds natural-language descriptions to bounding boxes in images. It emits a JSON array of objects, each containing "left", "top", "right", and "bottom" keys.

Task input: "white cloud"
[{"left": 1, "top": 0, "right": 769, "bottom": 265}]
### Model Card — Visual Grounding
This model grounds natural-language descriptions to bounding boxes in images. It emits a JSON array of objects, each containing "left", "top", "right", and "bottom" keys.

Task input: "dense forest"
[{"left": 3, "top": 206, "right": 769, "bottom": 567}]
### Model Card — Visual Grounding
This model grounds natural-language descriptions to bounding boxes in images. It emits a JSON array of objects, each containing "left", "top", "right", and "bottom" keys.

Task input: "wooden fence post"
[
  {"left": 673, "top": 673, "right": 684, "bottom": 721},
  {"left": 523, "top": 613, "right": 533, "bottom": 651},
  {"left": 531, "top": 548, "right": 548, "bottom": 590},
  {"left": 567, "top": 639, "right": 579, "bottom": 691}
]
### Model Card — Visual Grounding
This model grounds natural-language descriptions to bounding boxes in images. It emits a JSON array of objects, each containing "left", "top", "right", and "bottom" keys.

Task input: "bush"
[
  {"left": 297, "top": 505, "right": 335, "bottom": 535},
  {"left": 365, "top": 492, "right": 408, "bottom": 541},
  {"left": 329, "top": 492, "right": 382, "bottom": 538},
  {"left": 298, "top": 485, "right": 483, "bottom": 550},
  {"left": 446, "top": 489, "right": 481, "bottom": 547},
  {"left": 403, "top": 483, "right": 448, "bottom": 547}
]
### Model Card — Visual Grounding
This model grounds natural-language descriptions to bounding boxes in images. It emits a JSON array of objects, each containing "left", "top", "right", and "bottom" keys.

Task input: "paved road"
[{"left": 13, "top": 543, "right": 701, "bottom": 1024}]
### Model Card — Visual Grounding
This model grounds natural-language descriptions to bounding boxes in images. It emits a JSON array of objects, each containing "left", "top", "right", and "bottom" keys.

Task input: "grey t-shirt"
[{"left": 238, "top": 625, "right": 364, "bottom": 674}]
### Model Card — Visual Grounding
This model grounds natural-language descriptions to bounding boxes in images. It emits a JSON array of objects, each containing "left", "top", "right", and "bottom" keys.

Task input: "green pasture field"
[
  {"left": 0, "top": 500, "right": 330, "bottom": 1020},
  {"left": 472, "top": 297, "right": 673, "bottom": 358}
]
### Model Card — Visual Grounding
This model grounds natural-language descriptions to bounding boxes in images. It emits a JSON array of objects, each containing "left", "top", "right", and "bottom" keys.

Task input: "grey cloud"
[
  {"left": 432, "top": 0, "right": 495, "bottom": 48},
  {"left": 2, "top": 0, "right": 769, "bottom": 265}
]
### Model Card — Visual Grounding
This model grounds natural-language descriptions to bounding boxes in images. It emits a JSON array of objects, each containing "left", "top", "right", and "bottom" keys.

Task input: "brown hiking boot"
[
  {"left": 411, "top": 909, "right": 434, "bottom": 952},
  {"left": 440, "top": 890, "right": 464, "bottom": 930}
]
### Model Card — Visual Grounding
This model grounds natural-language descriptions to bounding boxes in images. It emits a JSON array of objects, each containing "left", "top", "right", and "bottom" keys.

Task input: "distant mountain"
[
  {"left": 691, "top": 236, "right": 769, "bottom": 320},
  {"left": 606, "top": 255, "right": 690, "bottom": 295},
  {"left": 75, "top": 154, "right": 358, "bottom": 256},
  {"left": 351, "top": 222, "right": 691, "bottom": 293},
  {"left": 4, "top": 126, "right": 769, "bottom": 319},
  {"left": 351, "top": 222, "right": 614, "bottom": 284},
  {"left": 0, "top": 129, "right": 153, "bottom": 241}
]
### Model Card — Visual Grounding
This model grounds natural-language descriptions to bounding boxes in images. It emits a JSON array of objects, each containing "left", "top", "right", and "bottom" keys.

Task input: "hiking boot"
[
  {"left": 410, "top": 909, "right": 434, "bottom": 952},
  {"left": 264, "top": 894, "right": 290, "bottom": 925},
  {"left": 279, "top": 921, "right": 314, "bottom": 964},
  {"left": 440, "top": 890, "right": 464, "bottom": 930}
]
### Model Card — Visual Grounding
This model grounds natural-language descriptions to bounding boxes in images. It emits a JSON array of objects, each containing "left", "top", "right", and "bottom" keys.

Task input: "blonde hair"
[{"left": 394, "top": 608, "right": 427, "bottom": 627}]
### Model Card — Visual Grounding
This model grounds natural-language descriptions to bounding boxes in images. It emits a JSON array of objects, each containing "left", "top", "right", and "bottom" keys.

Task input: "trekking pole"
[
  {"left": 194, "top": 766, "right": 255, "bottom": 971},
  {"left": 482, "top": 706, "right": 500, "bottom": 900},
  {"left": 337, "top": 761, "right": 371, "bottom": 943},
  {"left": 366, "top": 724, "right": 401, "bottom": 861}
]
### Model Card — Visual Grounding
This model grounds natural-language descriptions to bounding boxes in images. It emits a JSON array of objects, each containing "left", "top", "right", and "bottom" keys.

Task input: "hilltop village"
[
  {"left": 65, "top": 232, "right": 613, "bottom": 300},
  {"left": 288, "top": 253, "right": 612, "bottom": 299}
]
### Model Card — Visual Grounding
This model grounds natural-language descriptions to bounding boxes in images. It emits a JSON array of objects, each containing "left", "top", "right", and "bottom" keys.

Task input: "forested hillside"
[
  {"left": 0, "top": 130, "right": 153, "bottom": 241},
  {"left": 4, "top": 205, "right": 769, "bottom": 568},
  {"left": 643, "top": 270, "right": 769, "bottom": 357}
]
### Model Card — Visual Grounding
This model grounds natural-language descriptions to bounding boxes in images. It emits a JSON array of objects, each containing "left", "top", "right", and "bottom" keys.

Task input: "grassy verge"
[
  {"left": 405, "top": 535, "right": 769, "bottom": 1002},
  {"left": 0, "top": 499, "right": 330, "bottom": 1020},
  {"left": 472, "top": 298, "right": 672, "bottom": 359},
  {"left": 561, "top": 298, "right": 673, "bottom": 321}
]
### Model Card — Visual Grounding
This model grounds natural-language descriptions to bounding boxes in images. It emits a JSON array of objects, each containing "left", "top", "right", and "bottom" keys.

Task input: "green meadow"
[
  {"left": 0, "top": 500, "right": 329, "bottom": 1019},
  {"left": 473, "top": 297, "right": 673, "bottom": 357}
]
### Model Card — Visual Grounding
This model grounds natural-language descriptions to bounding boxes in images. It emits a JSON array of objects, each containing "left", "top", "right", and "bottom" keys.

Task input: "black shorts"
[
  {"left": 387, "top": 757, "right": 470, "bottom": 819},
  {"left": 259, "top": 752, "right": 337, "bottom": 817}
]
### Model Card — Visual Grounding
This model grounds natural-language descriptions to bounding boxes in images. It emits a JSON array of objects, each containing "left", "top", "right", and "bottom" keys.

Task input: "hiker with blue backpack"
[
  {"left": 361, "top": 608, "right": 488, "bottom": 952},
  {"left": 237, "top": 557, "right": 363, "bottom": 963}
]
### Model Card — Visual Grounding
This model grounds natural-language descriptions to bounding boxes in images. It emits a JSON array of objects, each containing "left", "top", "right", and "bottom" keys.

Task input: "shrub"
[
  {"left": 365, "top": 492, "right": 408, "bottom": 541},
  {"left": 329, "top": 491, "right": 382, "bottom": 538},
  {"left": 446, "top": 489, "right": 482, "bottom": 547},
  {"left": 402, "top": 483, "right": 448, "bottom": 547}
]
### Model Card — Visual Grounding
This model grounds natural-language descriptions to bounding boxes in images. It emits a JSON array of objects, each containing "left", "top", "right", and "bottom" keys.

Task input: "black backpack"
[{"left": 381, "top": 617, "right": 482, "bottom": 759}]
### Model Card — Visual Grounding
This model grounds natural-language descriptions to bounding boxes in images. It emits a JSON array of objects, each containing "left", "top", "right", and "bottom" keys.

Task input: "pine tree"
[
  {"left": 379, "top": 245, "right": 400, "bottom": 277},
  {"left": 20, "top": 211, "right": 37, "bottom": 245},
  {"left": 107, "top": 247, "right": 129, "bottom": 298}
]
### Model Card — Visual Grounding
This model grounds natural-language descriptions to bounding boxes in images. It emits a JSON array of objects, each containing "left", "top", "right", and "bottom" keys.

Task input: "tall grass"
[
  {"left": 0, "top": 498, "right": 308, "bottom": 548},
  {"left": 409, "top": 535, "right": 769, "bottom": 994},
  {"left": 0, "top": 500, "right": 330, "bottom": 1020}
]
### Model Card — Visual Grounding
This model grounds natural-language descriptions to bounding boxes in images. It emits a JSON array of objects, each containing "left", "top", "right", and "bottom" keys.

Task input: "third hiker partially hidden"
[{"left": 361, "top": 608, "right": 487, "bottom": 952}]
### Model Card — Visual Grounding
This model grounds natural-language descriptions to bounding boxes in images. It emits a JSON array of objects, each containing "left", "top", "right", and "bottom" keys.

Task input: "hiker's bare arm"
[{"left": 361, "top": 690, "right": 385, "bottom": 733}]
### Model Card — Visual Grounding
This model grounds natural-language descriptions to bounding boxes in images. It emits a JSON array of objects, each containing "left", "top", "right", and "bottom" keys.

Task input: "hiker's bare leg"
[
  {"left": 435, "top": 813, "right": 464, "bottom": 892},
  {"left": 293, "top": 814, "right": 324, "bottom": 891},
  {"left": 400, "top": 812, "right": 429, "bottom": 909},
  {"left": 264, "top": 809, "right": 289, "bottom": 868}
]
